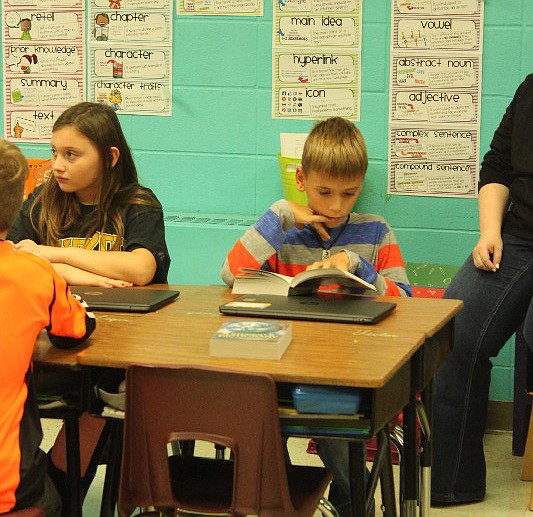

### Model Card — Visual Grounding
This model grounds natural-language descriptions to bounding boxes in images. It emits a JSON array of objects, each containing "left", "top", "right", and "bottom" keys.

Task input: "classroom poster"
[
  {"left": 176, "top": 0, "right": 263, "bottom": 16},
  {"left": 87, "top": 0, "right": 173, "bottom": 115},
  {"left": 387, "top": 0, "right": 484, "bottom": 198},
  {"left": 2, "top": 0, "right": 85, "bottom": 142},
  {"left": 272, "top": 0, "right": 362, "bottom": 120}
]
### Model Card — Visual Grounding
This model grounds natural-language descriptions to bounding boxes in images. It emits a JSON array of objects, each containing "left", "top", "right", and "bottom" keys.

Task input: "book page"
[{"left": 292, "top": 267, "right": 376, "bottom": 291}]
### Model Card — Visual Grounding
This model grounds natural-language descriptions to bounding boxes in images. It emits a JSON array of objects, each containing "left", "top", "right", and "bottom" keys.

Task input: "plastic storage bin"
[
  {"left": 277, "top": 153, "right": 308, "bottom": 205},
  {"left": 292, "top": 384, "right": 363, "bottom": 415}
]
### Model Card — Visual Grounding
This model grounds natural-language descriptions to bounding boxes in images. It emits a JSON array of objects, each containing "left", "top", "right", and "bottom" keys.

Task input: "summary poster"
[
  {"left": 387, "top": 0, "right": 484, "bottom": 198},
  {"left": 2, "top": 0, "right": 85, "bottom": 142},
  {"left": 272, "top": 0, "right": 362, "bottom": 120}
]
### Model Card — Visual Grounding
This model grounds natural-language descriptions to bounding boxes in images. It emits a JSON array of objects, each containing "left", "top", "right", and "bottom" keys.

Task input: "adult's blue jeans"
[{"left": 432, "top": 233, "right": 533, "bottom": 503}]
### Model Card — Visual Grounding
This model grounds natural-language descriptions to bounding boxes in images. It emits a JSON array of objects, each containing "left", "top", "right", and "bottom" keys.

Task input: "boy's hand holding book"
[{"left": 306, "top": 250, "right": 351, "bottom": 273}]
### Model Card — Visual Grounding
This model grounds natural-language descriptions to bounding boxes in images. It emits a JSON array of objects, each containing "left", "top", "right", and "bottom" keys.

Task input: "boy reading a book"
[
  {"left": 0, "top": 138, "right": 95, "bottom": 516},
  {"left": 221, "top": 116, "right": 411, "bottom": 516}
]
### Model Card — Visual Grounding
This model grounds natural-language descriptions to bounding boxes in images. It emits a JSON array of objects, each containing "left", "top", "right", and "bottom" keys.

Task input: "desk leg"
[
  {"left": 375, "top": 429, "right": 397, "bottom": 517},
  {"left": 100, "top": 419, "right": 124, "bottom": 517},
  {"left": 401, "top": 394, "right": 418, "bottom": 517},
  {"left": 364, "top": 429, "right": 397, "bottom": 517},
  {"left": 65, "top": 418, "right": 82, "bottom": 517},
  {"left": 348, "top": 441, "right": 367, "bottom": 517},
  {"left": 418, "top": 384, "right": 432, "bottom": 517}
]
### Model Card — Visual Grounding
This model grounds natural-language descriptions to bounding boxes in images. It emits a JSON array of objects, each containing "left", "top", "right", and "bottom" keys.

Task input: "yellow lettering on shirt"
[{"left": 58, "top": 231, "right": 124, "bottom": 251}]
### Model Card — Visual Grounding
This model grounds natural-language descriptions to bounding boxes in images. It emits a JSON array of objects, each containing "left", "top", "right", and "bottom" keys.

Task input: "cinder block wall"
[{"left": 10, "top": 0, "right": 533, "bottom": 401}]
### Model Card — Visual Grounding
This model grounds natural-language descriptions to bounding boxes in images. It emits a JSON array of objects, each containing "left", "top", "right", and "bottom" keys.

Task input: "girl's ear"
[
  {"left": 295, "top": 166, "right": 306, "bottom": 192},
  {"left": 109, "top": 146, "right": 120, "bottom": 168}
]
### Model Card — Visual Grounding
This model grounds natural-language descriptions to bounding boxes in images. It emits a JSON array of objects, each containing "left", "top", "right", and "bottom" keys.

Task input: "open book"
[{"left": 232, "top": 267, "right": 376, "bottom": 296}]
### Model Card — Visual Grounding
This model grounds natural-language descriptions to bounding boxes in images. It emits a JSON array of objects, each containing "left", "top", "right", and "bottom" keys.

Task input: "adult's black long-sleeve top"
[{"left": 479, "top": 73, "right": 533, "bottom": 241}]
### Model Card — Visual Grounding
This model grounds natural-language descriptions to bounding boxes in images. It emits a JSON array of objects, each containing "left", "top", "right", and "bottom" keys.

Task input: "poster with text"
[
  {"left": 389, "top": 126, "right": 478, "bottom": 196},
  {"left": 87, "top": 0, "right": 173, "bottom": 115},
  {"left": 177, "top": 0, "right": 262, "bottom": 16},
  {"left": 2, "top": 2, "right": 85, "bottom": 142},
  {"left": 88, "top": 46, "right": 171, "bottom": 114},
  {"left": 272, "top": 0, "right": 362, "bottom": 120},
  {"left": 387, "top": 0, "right": 484, "bottom": 198}
]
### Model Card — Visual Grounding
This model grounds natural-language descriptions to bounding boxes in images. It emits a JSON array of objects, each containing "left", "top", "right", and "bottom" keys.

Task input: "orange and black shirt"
[{"left": 0, "top": 240, "right": 95, "bottom": 512}]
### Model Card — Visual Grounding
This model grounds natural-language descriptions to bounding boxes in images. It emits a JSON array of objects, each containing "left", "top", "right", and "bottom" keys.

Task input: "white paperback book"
[
  {"left": 209, "top": 320, "right": 292, "bottom": 360},
  {"left": 232, "top": 267, "right": 376, "bottom": 296}
]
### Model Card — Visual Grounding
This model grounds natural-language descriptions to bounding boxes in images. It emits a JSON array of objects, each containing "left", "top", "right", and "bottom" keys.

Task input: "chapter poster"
[{"left": 87, "top": 0, "right": 173, "bottom": 115}]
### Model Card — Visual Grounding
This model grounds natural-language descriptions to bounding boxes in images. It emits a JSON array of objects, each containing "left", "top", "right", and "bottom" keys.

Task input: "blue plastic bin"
[{"left": 292, "top": 384, "right": 363, "bottom": 415}]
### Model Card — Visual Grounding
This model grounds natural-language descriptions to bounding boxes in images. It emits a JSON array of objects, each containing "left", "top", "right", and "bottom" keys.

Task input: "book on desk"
[{"left": 209, "top": 320, "right": 292, "bottom": 360}]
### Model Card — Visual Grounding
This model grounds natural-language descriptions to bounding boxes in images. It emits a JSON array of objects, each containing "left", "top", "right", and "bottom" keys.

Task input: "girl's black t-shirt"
[{"left": 7, "top": 184, "right": 171, "bottom": 283}]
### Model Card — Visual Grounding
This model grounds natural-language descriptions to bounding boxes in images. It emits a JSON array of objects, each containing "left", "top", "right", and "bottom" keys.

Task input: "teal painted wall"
[{"left": 6, "top": 0, "right": 533, "bottom": 401}]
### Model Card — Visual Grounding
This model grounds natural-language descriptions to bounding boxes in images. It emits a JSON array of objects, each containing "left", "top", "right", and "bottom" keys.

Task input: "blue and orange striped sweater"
[{"left": 221, "top": 200, "right": 412, "bottom": 297}]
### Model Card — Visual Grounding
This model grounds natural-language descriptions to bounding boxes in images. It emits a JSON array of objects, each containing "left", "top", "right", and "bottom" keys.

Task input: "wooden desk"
[
  {"left": 36, "top": 285, "right": 462, "bottom": 517},
  {"left": 75, "top": 286, "right": 429, "bottom": 438},
  {"left": 33, "top": 338, "right": 83, "bottom": 367},
  {"left": 76, "top": 285, "right": 459, "bottom": 382},
  {"left": 376, "top": 294, "right": 461, "bottom": 517}
]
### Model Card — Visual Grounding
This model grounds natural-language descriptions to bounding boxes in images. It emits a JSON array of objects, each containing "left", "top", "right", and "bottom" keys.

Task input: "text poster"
[
  {"left": 87, "top": 0, "right": 173, "bottom": 115},
  {"left": 272, "top": 0, "right": 362, "bottom": 120},
  {"left": 387, "top": 0, "right": 484, "bottom": 198},
  {"left": 2, "top": 0, "right": 85, "bottom": 142},
  {"left": 177, "top": 0, "right": 263, "bottom": 16}
]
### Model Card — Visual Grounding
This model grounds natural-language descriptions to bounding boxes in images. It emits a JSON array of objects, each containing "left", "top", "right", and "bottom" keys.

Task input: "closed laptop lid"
[
  {"left": 69, "top": 286, "right": 180, "bottom": 313},
  {"left": 219, "top": 293, "right": 396, "bottom": 324}
]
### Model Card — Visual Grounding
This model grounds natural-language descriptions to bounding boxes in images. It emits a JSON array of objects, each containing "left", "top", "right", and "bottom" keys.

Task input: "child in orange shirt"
[{"left": 0, "top": 137, "right": 95, "bottom": 516}]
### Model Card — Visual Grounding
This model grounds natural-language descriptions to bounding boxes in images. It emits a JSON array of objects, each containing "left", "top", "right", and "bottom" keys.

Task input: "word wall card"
[
  {"left": 2, "top": 0, "right": 85, "bottom": 142},
  {"left": 87, "top": 0, "right": 173, "bottom": 115},
  {"left": 387, "top": 0, "right": 484, "bottom": 198},
  {"left": 272, "top": 0, "right": 362, "bottom": 120}
]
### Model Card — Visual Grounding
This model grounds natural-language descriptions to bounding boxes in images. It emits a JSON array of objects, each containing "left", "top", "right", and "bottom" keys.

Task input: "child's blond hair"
[
  {"left": 0, "top": 138, "right": 28, "bottom": 232},
  {"left": 301, "top": 117, "right": 368, "bottom": 179}
]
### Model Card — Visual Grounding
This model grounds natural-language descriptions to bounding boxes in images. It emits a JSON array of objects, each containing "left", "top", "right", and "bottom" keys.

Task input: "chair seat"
[{"left": 167, "top": 456, "right": 332, "bottom": 516}]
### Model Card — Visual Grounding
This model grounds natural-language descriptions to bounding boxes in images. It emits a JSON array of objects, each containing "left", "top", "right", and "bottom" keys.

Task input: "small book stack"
[{"left": 209, "top": 320, "right": 292, "bottom": 360}]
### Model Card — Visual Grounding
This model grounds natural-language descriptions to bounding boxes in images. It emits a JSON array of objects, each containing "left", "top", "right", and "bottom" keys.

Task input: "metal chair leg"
[
  {"left": 389, "top": 423, "right": 404, "bottom": 511},
  {"left": 320, "top": 496, "right": 340, "bottom": 517},
  {"left": 417, "top": 392, "right": 431, "bottom": 517},
  {"left": 389, "top": 424, "right": 404, "bottom": 457}
]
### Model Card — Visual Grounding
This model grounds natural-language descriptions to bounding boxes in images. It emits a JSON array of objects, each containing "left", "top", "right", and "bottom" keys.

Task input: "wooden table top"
[{"left": 34, "top": 285, "right": 461, "bottom": 389}]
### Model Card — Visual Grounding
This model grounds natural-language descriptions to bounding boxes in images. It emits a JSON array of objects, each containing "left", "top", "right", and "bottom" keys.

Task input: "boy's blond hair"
[
  {"left": 0, "top": 139, "right": 28, "bottom": 232},
  {"left": 301, "top": 117, "right": 368, "bottom": 179}
]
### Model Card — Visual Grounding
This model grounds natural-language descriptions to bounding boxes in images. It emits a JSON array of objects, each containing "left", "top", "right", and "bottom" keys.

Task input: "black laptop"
[
  {"left": 219, "top": 293, "right": 396, "bottom": 324},
  {"left": 69, "top": 286, "right": 180, "bottom": 313}
]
